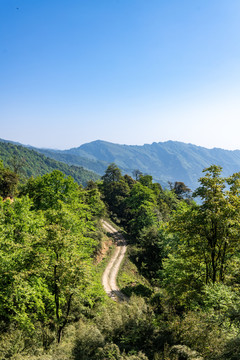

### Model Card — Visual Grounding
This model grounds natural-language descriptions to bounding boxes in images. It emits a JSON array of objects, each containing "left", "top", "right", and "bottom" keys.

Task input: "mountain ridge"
[
  {"left": 45, "top": 140, "right": 240, "bottom": 190},
  {"left": 0, "top": 141, "right": 100, "bottom": 186},
  {"left": 2, "top": 138, "right": 240, "bottom": 191}
]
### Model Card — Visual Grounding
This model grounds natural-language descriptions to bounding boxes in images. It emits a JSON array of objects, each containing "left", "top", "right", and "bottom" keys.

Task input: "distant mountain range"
[
  {"left": 36, "top": 140, "right": 240, "bottom": 191},
  {"left": 0, "top": 141, "right": 99, "bottom": 186},
  {"left": 1, "top": 138, "right": 240, "bottom": 191}
]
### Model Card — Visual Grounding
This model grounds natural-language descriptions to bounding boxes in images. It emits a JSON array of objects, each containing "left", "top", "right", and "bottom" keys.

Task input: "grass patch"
[{"left": 118, "top": 246, "right": 153, "bottom": 299}]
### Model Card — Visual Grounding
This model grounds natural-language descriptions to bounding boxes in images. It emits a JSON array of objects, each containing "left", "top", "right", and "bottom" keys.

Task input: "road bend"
[{"left": 101, "top": 220, "right": 128, "bottom": 302}]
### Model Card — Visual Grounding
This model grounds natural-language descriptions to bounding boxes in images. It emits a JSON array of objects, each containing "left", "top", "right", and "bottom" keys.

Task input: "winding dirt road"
[{"left": 101, "top": 220, "right": 128, "bottom": 302}]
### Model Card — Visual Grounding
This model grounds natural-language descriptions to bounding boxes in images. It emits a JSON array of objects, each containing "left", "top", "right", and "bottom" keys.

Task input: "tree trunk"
[{"left": 57, "top": 293, "right": 73, "bottom": 343}]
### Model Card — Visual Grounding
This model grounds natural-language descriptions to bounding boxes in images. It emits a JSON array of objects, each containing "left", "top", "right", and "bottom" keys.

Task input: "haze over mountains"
[
  {"left": 35, "top": 140, "right": 240, "bottom": 191},
  {"left": 2, "top": 138, "right": 240, "bottom": 191},
  {"left": 0, "top": 140, "right": 100, "bottom": 186}
]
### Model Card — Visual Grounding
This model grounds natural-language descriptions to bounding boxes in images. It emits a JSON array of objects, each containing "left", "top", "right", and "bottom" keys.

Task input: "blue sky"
[{"left": 1, "top": 0, "right": 240, "bottom": 150}]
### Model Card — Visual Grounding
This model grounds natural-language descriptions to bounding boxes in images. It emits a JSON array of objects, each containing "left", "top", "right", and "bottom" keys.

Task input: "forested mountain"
[
  {"left": 31, "top": 140, "right": 240, "bottom": 191},
  {"left": 2, "top": 138, "right": 240, "bottom": 191},
  {"left": 35, "top": 148, "right": 109, "bottom": 175},
  {"left": 0, "top": 141, "right": 99, "bottom": 186},
  {"left": 67, "top": 140, "right": 240, "bottom": 188},
  {"left": 1, "top": 159, "right": 240, "bottom": 359}
]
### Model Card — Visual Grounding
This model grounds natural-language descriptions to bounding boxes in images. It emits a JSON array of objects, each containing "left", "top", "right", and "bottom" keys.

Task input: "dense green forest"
[
  {"left": 31, "top": 139, "right": 240, "bottom": 190},
  {"left": 35, "top": 148, "right": 108, "bottom": 176},
  {"left": 0, "top": 142, "right": 100, "bottom": 186},
  {"left": 1, "top": 159, "right": 240, "bottom": 359}
]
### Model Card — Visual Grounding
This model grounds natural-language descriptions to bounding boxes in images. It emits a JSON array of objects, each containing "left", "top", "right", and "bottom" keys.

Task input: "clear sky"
[{"left": 1, "top": 0, "right": 240, "bottom": 150}]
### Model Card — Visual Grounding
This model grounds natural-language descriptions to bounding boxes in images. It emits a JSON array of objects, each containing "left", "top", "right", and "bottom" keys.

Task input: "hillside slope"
[
  {"left": 35, "top": 148, "right": 109, "bottom": 176},
  {"left": 0, "top": 141, "right": 99, "bottom": 186},
  {"left": 53, "top": 140, "right": 240, "bottom": 190},
  {"left": 2, "top": 138, "right": 240, "bottom": 191}
]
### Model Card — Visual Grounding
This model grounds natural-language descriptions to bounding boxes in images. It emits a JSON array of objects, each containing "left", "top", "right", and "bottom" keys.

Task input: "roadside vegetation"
[{"left": 1, "top": 158, "right": 240, "bottom": 359}]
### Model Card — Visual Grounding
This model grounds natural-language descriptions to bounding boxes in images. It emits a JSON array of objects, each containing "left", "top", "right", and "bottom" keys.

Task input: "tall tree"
[
  {"left": 42, "top": 204, "right": 97, "bottom": 343},
  {"left": 0, "top": 170, "right": 103, "bottom": 346},
  {"left": 21, "top": 170, "right": 79, "bottom": 210},
  {"left": 173, "top": 181, "right": 191, "bottom": 200},
  {"left": 126, "top": 182, "right": 157, "bottom": 237},
  {"left": 101, "top": 163, "right": 122, "bottom": 184},
  {"left": 170, "top": 165, "right": 240, "bottom": 284},
  {"left": 100, "top": 164, "right": 131, "bottom": 221},
  {"left": 0, "top": 161, "right": 19, "bottom": 198}
]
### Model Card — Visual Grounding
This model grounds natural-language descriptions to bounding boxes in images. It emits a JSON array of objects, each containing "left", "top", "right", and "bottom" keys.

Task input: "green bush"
[{"left": 73, "top": 321, "right": 104, "bottom": 360}]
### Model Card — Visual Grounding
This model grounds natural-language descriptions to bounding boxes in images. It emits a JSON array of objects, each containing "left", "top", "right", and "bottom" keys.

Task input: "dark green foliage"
[
  {"left": 100, "top": 164, "right": 131, "bottom": 222},
  {"left": 100, "top": 163, "right": 173, "bottom": 235},
  {"left": 120, "top": 283, "right": 152, "bottom": 298},
  {"left": 221, "top": 338, "right": 240, "bottom": 360},
  {"left": 172, "top": 181, "right": 192, "bottom": 201},
  {"left": 139, "top": 174, "right": 154, "bottom": 188},
  {"left": 126, "top": 182, "right": 158, "bottom": 237},
  {"left": 73, "top": 298, "right": 157, "bottom": 359},
  {"left": 169, "top": 345, "right": 203, "bottom": 360},
  {"left": 95, "top": 343, "right": 123, "bottom": 359},
  {"left": 0, "top": 141, "right": 99, "bottom": 186},
  {"left": 35, "top": 147, "right": 109, "bottom": 175},
  {"left": 123, "top": 174, "right": 136, "bottom": 189},
  {"left": 73, "top": 322, "right": 105, "bottom": 359},
  {"left": 135, "top": 226, "right": 167, "bottom": 279},
  {"left": 0, "top": 160, "right": 19, "bottom": 198},
  {"left": 84, "top": 186, "right": 106, "bottom": 218},
  {"left": 102, "top": 163, "right": 123, "bottom": 183}
]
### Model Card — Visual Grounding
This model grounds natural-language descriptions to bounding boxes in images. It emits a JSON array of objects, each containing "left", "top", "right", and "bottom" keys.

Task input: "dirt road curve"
[{"left": 101, "top": 220, "right": 128, "bottom": 302}]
